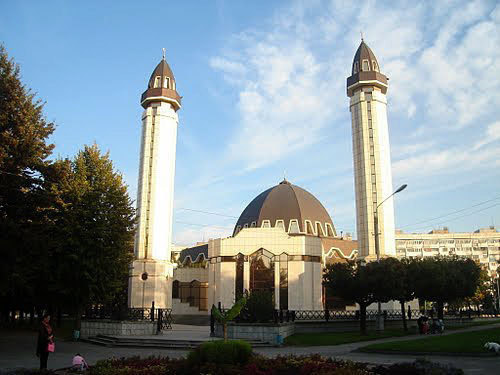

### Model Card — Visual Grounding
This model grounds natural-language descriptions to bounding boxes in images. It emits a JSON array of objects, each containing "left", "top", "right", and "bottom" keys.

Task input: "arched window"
[
  {"left": 305, "top": 220, "right": 315, "bottom": 235},
  {"left": 315, "top": 222, "right": 325, "bottom": 237},
  {"left": 154, "top": 76, "right": 161, "bottom": 88},
  {"left": 261, "top": 220, "right": 271, "bottom": 228},
  {"left": 362, "top": 59, "right": 370, "bottom": 71},
  {"left": 353, "top": 61, "right": 359, "bottom": 74},
  {"left": 288, "top": 219, "right": 300, "bottom": 234},
  {"left": 372, "top": 61, "right": 379, "bottom": 72},
  {"left": 275, "top": 220, "right": 285, "bottom": 230},
  {"left": 172, "top": 280, "right": 180, "bottom": 299},
  {"left": 249, "top": 249, "right": 275, "bottom": 295},
  {"left": 164, "top": 76, "right": 170, "bottom": 88}
]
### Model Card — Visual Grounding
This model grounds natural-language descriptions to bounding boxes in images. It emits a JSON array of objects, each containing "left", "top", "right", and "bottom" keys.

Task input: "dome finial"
[
  {"left": 162, "top": 48, "right": 166, "bottom": 61},
  {"left": 360, "top": 30, "right": 364, "bottom": 42}
]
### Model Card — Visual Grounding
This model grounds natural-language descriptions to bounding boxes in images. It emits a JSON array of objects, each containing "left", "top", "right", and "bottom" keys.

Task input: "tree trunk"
[
  {"left": 437, "top": 301, "right": 444, "bottom": 320},
  {"left": 400, "top": 300, "right": 408, "bottom": 332},
  {"left": 360, "top": 304, "right": 367, "bottom": 335},
  {"left": 223, "top": 323, "right": 227, "bottom": 341},
  {"left": 74, "top": 305, "right": 84, "bottom": 332}
]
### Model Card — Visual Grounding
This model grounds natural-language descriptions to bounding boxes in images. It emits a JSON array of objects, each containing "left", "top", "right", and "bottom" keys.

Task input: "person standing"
[{"left": 36, "top": 313, "right": 54, "bottom": 370}]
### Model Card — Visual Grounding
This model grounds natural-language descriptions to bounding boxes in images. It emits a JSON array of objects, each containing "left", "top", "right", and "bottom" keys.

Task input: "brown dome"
[
  {"left": 233, "top": 179, "right": 337, "bottom": 238},
  {"left": 141, "top": 58, "right": 182, "bottom": 110}
]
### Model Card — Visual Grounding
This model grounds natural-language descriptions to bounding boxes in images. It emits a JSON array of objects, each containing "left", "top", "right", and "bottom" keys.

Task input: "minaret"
[
  {"left": 347, "top": 40, "right": 396, "bottom": 260},
  {"left": 128, "top": 51, "right": 182, "bottom": 308}
]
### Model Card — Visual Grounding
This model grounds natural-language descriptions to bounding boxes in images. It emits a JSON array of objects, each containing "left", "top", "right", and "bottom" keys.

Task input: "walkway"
[{"left": 1, "top": 323, "right": 498, "bottom": 374}]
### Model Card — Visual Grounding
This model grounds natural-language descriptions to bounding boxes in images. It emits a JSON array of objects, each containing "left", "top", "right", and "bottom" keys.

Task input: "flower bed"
[{"left": 82, "top": 354, "right": 464, "bottom": 375}]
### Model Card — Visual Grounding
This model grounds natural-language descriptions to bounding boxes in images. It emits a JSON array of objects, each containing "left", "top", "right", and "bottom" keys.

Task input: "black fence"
[{"left": 82, "top": 303, "right": 172, "bottom": 331}]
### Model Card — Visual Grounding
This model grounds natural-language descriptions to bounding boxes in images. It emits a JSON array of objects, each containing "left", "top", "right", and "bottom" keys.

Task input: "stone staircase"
[{"left": 83, "top": 334, "right": 273, "bottom": 348}]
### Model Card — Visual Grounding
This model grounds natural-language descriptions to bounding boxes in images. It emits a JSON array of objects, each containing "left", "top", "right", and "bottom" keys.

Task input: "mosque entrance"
[{"left": 249, "top": 249, "right": 275, "bottom": 295}]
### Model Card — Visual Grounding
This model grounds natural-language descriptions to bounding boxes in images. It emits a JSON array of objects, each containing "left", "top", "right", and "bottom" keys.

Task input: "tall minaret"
[
  {"left": 128, "top": 51, "right": 181, "bottom": 308},
  {"left": 347, "top": 40, "right": 396, "bottom": 260}
]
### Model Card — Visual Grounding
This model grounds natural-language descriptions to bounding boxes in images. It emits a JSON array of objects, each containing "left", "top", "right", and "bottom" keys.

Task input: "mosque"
[{"left": 128, "top": 40, "right": 398, "bottom": 315}]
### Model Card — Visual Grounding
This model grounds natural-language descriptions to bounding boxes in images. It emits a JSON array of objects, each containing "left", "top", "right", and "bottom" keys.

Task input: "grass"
[
  {"left": 284, "top": 328, "right": 415, "bottom": 346},
  {"left": 361, "top": 327, "right": 500, "bottom": 354},
  {"left": 284, "top": 319, "right": 500, "bottom": 347}
]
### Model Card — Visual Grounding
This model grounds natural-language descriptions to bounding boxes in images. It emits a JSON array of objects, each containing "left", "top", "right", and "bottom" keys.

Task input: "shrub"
[
  {"left": 188, "top": 339, "right": 253, "bottom": 366},
  {"left": 373, "top": 359, "right": 464, "bottom": 375},
  {"left": 88, "top": 356, "right": 183, "bottom": 375},
  {"left": 240, "top": 290, "right": 275, "bottom": 323}
]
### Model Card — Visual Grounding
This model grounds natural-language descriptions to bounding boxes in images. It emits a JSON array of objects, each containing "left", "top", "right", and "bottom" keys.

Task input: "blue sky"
[{"left": 2, "top": 0, "right": 499, "bottom": 245}]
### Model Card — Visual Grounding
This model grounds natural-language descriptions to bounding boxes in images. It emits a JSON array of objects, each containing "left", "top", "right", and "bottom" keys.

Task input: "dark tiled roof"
[{"left": 178, "top": 244, "right": 208, "bottom": 264}]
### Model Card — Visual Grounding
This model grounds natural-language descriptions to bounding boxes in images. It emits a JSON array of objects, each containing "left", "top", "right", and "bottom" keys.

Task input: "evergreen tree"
[{"left": 0, "top": 44, "right": 58, "bottom": 318}]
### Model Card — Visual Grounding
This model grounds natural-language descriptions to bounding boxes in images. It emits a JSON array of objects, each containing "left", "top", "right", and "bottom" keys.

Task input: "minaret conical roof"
[
  {"left": 346, "top": 40, "right": 388, "bottom": 97},
  {"left": 141, "top": 56, "right": 182, "bottom": 110}
]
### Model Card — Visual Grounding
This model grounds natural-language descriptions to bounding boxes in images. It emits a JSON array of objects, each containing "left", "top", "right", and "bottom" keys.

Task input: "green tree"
[
  {"left": 0, "top": 44, "right": 59, "bottom": 318},
  {"left": 54, "top": 144, "right": 135, "bottom": 330},
  {"left": 370, "top": 257, "right": 415, "bottom": 332},
  {"left": 412, "top": 257, "right": 481, "bottom": 319},
  {"left": 323, "top": 260, "right": 378, "bottom": 335}
]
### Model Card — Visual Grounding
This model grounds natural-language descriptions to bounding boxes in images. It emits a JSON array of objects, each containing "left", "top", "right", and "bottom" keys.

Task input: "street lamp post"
[{"left": 374, "top": 183, "right": 407, "bottom": 332}]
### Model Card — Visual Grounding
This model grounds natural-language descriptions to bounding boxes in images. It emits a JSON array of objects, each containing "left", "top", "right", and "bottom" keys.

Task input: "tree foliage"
[
  {"left": 54, "top": 144, "right": 135, "bottom": 327},
  {"left": 323, "top": 260, "right": 378, "bottom": 334},
  {"left": 0, "top": 45, "right": 135, "bottom": 325},
  {"left": 0, "top": 44, "right": 59, "bottom": 315}
]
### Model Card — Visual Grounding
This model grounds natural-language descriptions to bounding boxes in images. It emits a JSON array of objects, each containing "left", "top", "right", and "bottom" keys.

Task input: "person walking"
[{"left": 36, "top": 313, "right": 54, "bottom": 370}]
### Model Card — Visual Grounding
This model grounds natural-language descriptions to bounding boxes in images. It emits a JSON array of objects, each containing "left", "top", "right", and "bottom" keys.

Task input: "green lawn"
[
  {"left": 284, "top": 328, "right": 415, "bottom": 346},
  {"left": 361, "top": 327, "right": 500, "bottom": 354},
  {"left": 284, "top": 319, "right": 500, "bottom": 347}
]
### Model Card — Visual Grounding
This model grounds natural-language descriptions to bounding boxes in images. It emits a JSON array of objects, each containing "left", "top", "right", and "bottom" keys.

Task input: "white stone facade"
[
  {"left": 350, "top": 87, "right": 395, "bottom": 259},
  {"left": 208, "top": 228, "right": 323, "bottom": 311},
  {"left": 128, "top": 101, "right": 179, "bottom": 308}
]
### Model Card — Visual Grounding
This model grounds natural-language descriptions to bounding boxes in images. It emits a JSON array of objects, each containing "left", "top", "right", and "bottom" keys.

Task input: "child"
[{"left": 72, "top": 353, "right": 89, "bottom": 370}]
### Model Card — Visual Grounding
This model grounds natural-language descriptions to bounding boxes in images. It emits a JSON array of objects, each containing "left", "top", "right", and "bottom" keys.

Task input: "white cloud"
[
  {"left": 473, "top": 121, "right": 500, "bottom": 150},
  {"left": 393, "top": 145, "right": 500, "bottom": 179}
]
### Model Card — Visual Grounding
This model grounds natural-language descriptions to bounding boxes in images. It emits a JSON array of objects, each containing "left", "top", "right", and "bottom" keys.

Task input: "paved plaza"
[{"left": 1, "top": 323, "right": 499, "bottom": 375}]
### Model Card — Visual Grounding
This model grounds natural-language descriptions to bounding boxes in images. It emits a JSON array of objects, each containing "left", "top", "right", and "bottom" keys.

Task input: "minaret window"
[
  {"left": 362, "top": 59, "right": 370, "bottom": 71},
  {"left": 164, "top": 77, "right": 170, "bottom": 89},
  {"left": 372, "top": 61, "right": 379, "bottom": 72},
  {"left": 154, "top": 76, "right": 161, "bottom": 88},
  {"left": 353, "top": 62, "right": 359, "bottom": 74}
]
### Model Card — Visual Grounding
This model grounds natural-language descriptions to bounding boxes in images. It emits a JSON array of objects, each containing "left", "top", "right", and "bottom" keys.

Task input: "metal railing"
[{"left": 82, "top": 303, "right": 172, "bottom": 331}]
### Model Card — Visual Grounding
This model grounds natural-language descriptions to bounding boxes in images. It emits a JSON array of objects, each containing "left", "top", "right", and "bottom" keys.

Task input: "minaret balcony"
[{"left": 141, "top": 88, "right": 182, "bottom": 110}]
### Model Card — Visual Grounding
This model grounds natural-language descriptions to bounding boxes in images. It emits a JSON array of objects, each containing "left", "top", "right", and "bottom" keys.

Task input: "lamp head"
[{"left": 395, "top": 184, "right": 407, "bottom": 194}]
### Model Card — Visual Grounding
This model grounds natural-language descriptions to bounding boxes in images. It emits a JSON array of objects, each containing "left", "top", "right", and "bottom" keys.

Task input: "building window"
[
  {"left": 275, "top": 220, "right": 285, "bottom": 230},
  {"left": 305, "top": 220, "right": 315, "bottom": 235},
  {"left": 172, "top": 280, "right": 180, "bottom": 299},
  {"left": 362, "top": 59, "right": 370, "bottom": 71},
  {"left": 249, "top": 249, "right": 275, "bottom": 295},
  {"left": 261, "top": 220, "right": 271, "bottom": 228},
  {"left": 315, "top": 222, "right": 324, "bottom": 237},
  {"left": 353, "top": 61, "right": 359, "bottom": 74},
  {"left": 279, "top": 253, "right": 288, "bottom": 310},
  {"left": 325, "top": 223, "right": 335, "bottom": 237},
  {"left": 288, "top": 219, "right": 300, "bottom": 233},
  {"left": 250, "top": 221, "right": 257, "bottom": 228},
  {"left": 154, "top": 76, "right": 161, "bottom": 88},
  {"left": 372, "top": 61, "right": 379, "bottom": 72},
  {"left": 164, "top": 76, "right": 170, "bottom": 89},
  {"left": 235, "top": 253, "right": 244, "bottom": 300}
]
